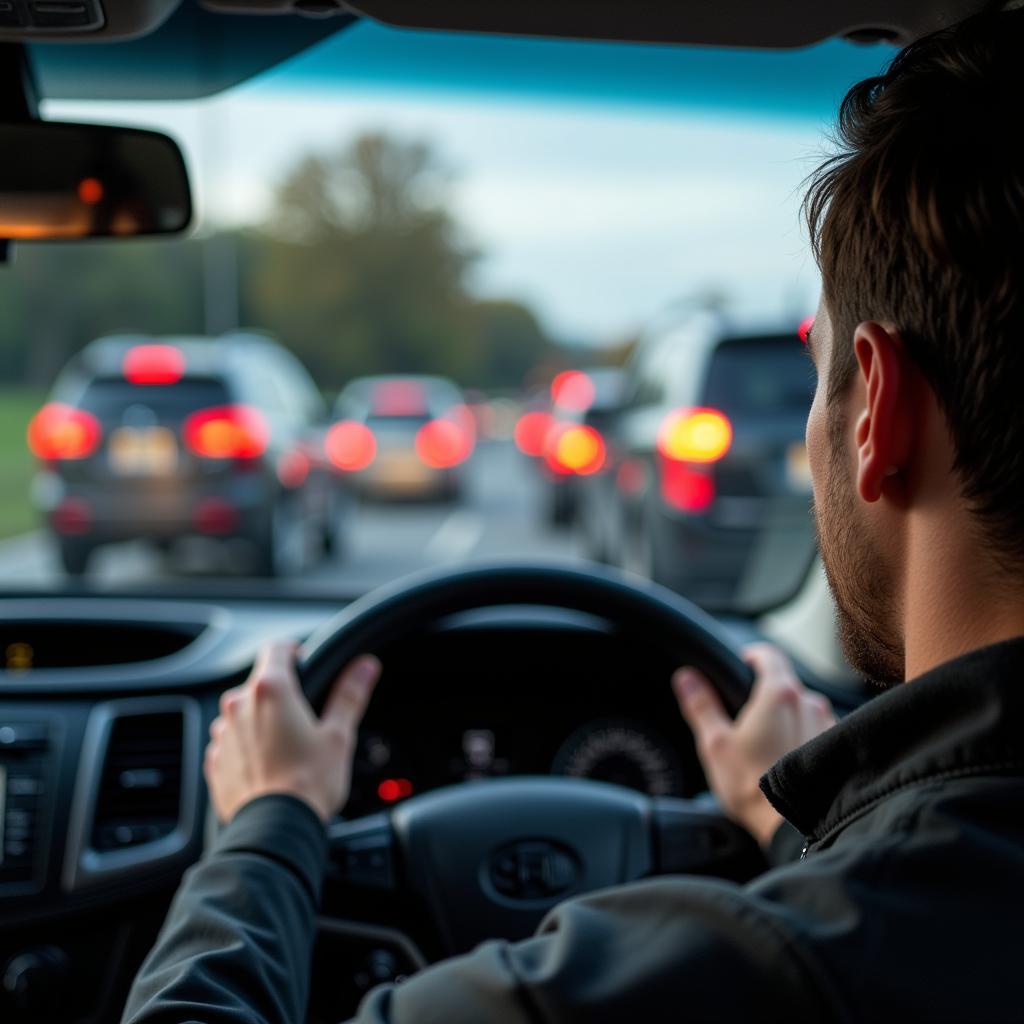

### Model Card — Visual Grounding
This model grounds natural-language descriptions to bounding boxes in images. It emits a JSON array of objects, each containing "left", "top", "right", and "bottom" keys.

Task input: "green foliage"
[
  {"left": 0, "top": 131, "right": 559, "bottom": 394},
  {"left": 0, "top": 390, "right": 44, "bottom": 538}
]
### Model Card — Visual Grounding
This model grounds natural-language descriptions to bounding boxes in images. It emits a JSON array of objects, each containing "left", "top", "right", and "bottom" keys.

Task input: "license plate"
[
  {"left": 786, "top": 442, "right": 812, "bottom": 491},
  {"left": 109, "top": 426, "right": 179, "bottom": 476},
  {"left": 373, "top": 450, "right": 432, "bottom": 488}
]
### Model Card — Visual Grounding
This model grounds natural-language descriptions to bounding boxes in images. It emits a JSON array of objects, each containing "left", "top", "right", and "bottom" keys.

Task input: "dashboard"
[{"left": 0, "top": 591, "right": 857, "bottom": 1023}]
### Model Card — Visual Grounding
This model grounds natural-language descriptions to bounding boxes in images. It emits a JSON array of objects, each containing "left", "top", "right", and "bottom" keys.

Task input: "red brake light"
[
  {"left": 325, "top": 420, "right": 376, "bottom": 471},
  {"left": 416, "top": 419, "right": 472, "bottom": 469},
  {"left": 123, "top": 344, "right": 186, "bottom": 385},
  {"left": 183, "top": 405, "right": 269, "bottom": 459},
  {"left": 657, "top": 408, "right": 732, "bottom": 464},
  {"left": 659, "top": 460, "right": 716, "bottom": 513},
  {"left": 514, "top": 411, "right": 554, "bottom": 457},
  {"left": 544, "top": 424, "right": 606, "bottom": 476},
  {"left": 550, "top": 370, "right": 596, "bottom": 411},
  {"left": 27, "top": 403, "right": 102, "bottom": 461},
  {"left": 798, "top": 315, "right": 815, "bottom": 345}
]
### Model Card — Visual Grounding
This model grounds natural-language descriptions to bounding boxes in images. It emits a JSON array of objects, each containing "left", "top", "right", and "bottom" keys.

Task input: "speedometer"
[{"left": 552, "top": 721, "right": 683, "bottom": 797}]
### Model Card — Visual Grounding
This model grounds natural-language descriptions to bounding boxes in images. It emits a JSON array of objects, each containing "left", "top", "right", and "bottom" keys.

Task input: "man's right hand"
[{"left": 673, "top": 643, "right": 836, "bottom": 848}]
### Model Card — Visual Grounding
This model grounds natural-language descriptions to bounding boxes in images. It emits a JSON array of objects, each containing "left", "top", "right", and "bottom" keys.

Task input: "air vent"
[{"left": 91, "top": 711, "right": 183, "bottom": 851}]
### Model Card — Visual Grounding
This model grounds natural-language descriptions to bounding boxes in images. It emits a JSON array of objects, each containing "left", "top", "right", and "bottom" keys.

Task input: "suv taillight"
[
  {"left": 656, "top": 408, "right": 732, "bottom": 513},
  {"left": 415, "top": 418, "right": 473, "bottom": 469},
  {"left": 183, "top": 405, "right": 269, "bottom": 459},
  {"left": 27, "top": 403, "right": 102, "bottom": 461},
  {"left": 657, "top": 408, "right": 732, "bottom": 463},
  {"left": 543, "top": 423, "right": 606, "bottom": 476}
]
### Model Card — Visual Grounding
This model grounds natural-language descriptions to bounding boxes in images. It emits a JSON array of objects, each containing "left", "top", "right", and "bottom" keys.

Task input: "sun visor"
[
  {"left": 343, "top": 0, "right": 989, "bottom": 48},
  {"left": 0, "top": 0, "right": 181, "bottom": 40}
]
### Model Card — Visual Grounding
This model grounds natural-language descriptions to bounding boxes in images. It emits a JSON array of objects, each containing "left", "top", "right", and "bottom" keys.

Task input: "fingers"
[
  {"left": 250, "top": 640, "right": 301, "bottom": 696},
  {"left": 672, "top": 667, "right": 732, "bottom": 756},
  {"left": 320, "top": 655, "right": 382, "bottom": 742},
  {"left": 743, "top": 643, "right": 801, "bottom": 695}
]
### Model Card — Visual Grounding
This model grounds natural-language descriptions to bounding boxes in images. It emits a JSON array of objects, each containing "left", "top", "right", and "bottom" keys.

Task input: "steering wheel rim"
[
  {"left": 299, "top": 562, "right": 761, "bottom": 961},
  {"left": 298, "top": 560, "right": 754, "bottom": 716}
]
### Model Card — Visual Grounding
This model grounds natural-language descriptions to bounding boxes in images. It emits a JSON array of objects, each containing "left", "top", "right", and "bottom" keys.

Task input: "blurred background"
[{"left": 0, "top": 19, "right": 891, "bottom": 612}]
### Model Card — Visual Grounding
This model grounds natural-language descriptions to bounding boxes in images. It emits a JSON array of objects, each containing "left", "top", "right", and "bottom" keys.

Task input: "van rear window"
[
  {"left": 703, "top": 336, "right": 815, "bottom": 417},
  {"left": 78, "top": 378, "right": 231, "bottom": 420}
]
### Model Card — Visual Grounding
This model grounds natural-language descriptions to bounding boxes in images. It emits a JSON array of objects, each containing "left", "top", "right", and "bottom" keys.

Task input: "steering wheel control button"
[
  {"left": 488, "top": 840, "right": 580, "bottom": 900},
  {"left": 328, "top": 815, "right": 395, "bottom": 890},
  {"left": 352, "top": 949, "right": 402, "bottom": 994}
]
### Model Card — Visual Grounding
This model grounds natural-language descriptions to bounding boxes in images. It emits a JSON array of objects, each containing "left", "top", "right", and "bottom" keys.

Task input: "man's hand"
[
  {"left": 673, "top": 643, "right": 836, "bottom": 848},
  {"left": 205, "top": 641, "right": 381, "bottom": 824}
]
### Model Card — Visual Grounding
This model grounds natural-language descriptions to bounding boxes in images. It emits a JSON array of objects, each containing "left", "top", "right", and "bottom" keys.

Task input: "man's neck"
[{"left": 903, "top": 509, "right": 1024, "bottom": 681}]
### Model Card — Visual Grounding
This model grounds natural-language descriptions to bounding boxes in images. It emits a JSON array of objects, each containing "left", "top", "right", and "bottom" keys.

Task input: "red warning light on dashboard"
[{"left": 377, "top": 778, "right": 414, "bottom": 803}]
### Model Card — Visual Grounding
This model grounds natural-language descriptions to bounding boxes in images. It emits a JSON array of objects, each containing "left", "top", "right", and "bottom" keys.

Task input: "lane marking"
[{"left": 425, "top": 509, "right": 484, "bottom": 563}]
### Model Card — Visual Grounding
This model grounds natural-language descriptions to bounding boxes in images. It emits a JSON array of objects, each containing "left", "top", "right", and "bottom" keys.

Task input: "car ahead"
[
  {"left": 578, "top": 315, "right": 817, "bottom": 611},
  {"left": 515, "top": 368, "right": 624, "bottom": 527},
  {"left": 27, "top": 332, "right": 344, "bottom": 577},
  {"left": 326, "top": 374, "right": 476, "bottom": 502}
]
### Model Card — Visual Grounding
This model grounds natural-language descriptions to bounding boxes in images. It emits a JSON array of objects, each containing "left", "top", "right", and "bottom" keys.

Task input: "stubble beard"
[{"left": 815, "top": 406, "right": 905, "bottom": 688}]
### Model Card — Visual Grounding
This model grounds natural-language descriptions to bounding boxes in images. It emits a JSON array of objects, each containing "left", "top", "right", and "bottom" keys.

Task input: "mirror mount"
[{"left": 0, "top": 44, "right": 35, "bottom": 262}]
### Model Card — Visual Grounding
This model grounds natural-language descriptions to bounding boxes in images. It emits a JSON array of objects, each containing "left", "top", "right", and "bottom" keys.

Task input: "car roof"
[{"left": 76, "top": 332, "right": 285, "bottom": 379}]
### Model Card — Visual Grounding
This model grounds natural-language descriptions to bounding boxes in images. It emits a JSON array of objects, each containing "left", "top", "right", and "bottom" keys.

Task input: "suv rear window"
[
  {"left": 78, "top": 378, "right": 231, "bottom": 420},
  {"left": 703, "top": 336, "right": 814, "bottom": 417}
]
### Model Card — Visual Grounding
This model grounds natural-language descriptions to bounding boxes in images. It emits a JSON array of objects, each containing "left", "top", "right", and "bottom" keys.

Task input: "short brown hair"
[{"left": 805, "top": 6, "right": 1024, "bottom": 567}]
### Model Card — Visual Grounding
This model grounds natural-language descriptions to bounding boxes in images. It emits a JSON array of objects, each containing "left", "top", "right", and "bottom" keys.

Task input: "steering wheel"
[{"left": 298, "top": 562, "right": 761, "bottom": 960}]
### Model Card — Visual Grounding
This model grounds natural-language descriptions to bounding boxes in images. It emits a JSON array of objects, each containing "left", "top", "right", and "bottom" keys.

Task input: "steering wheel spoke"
[
  {"left": 652, "top": 796, "right": 766, "bottom": 880},
  {"left": 327, "top": 813, "right": 398, "bottom": 891}
]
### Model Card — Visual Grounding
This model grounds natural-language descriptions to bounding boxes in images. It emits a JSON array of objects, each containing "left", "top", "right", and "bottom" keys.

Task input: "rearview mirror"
[{"left": 0, "top": 121, "right": 192, "bottom": 241}]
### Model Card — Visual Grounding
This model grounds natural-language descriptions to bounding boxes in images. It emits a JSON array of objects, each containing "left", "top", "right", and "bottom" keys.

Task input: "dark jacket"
[{"left": 122, "top": 638, "right": 1024, "bottom": 1023}]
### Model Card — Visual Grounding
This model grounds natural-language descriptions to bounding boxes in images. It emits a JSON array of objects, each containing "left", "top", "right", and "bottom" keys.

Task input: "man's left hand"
[{"left": 205, "top": 641, "right": 381, "bottom": 823}]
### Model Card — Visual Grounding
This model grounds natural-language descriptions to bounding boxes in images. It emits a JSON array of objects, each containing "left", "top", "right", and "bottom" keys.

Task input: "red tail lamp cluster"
[
  {"left": 326, "top": 421, "right": 377, "bottom": 471},
  {"left": 27, "top": 403, "right": 102, "bottom": 461},
  {"left": 798, "top": 315, "right": 815, "bottom": 345},
  {"left": 183, "top": 405, "right": 269, "bottom": 460},
  {"left": 327, "top": 409, "right": 474, "bottom": 473},
  {"left": 656, "top": 407, "right": 732, "bottom": 513},
  {"left": 415, "top": 414, "right": 474, "bottom": 469},
  {"left": 513, "top": 410, "right": 554, "bottom": 457},
  {"left": 544, "top": 423, "right": 606, "bottom": 476},
  {"left": 122, "top": 344, "right": 186, "bottom": 386},
  {"left": 550, "top": 370, "right": 595, "bottom": 412}
]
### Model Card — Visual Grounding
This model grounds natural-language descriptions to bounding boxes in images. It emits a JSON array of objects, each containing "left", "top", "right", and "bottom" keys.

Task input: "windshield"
[{"left": 0, "top": 21, "right": 890, "bottom": 612}]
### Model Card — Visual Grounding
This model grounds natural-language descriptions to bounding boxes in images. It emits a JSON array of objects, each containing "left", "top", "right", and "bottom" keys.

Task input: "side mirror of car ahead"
[{"left": 0, "top": 121, "right": 192, "bottom": 241}]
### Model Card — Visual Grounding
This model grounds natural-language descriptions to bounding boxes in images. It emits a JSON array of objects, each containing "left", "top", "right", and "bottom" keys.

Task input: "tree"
[{"left": 244, "top": 132, "right": 480, "bottom": 387}]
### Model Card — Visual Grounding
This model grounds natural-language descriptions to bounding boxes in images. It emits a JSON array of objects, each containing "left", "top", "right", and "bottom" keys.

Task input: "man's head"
[{"left": 804, "top": 8, "right": 1024, "bottom": 686}]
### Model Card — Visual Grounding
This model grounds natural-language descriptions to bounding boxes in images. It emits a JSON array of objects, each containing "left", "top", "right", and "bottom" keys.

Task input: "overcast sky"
[{"left": 48, "top": 76, "right": 831, "bottom": 347}]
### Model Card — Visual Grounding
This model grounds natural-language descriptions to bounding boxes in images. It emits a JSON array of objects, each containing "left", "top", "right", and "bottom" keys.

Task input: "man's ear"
[{"left": 853, "top": 321, "right": 914, "bottom": 503}]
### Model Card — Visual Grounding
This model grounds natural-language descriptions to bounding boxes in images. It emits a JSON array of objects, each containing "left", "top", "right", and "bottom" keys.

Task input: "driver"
[{"left": 123, "top": 9, "right": 1024, "bottom": 1022}]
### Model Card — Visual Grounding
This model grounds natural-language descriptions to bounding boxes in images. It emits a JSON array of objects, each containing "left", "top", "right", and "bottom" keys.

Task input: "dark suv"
[
  {"left": 578, "top": 315, "right": 817, "bottom": 610},
  {"left": 28, "top": 332, "right": 343, "bottom": 577}
]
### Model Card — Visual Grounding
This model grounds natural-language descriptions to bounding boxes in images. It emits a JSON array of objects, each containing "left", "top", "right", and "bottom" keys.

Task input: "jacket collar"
[{"left": 760, "top": 636, "right": 1024, "bottom": 841}]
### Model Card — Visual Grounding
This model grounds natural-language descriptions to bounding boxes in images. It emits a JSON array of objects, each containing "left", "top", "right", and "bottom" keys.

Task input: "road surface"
[{"left": 0, "top": 442, "right": 587, "bottom": 591}]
